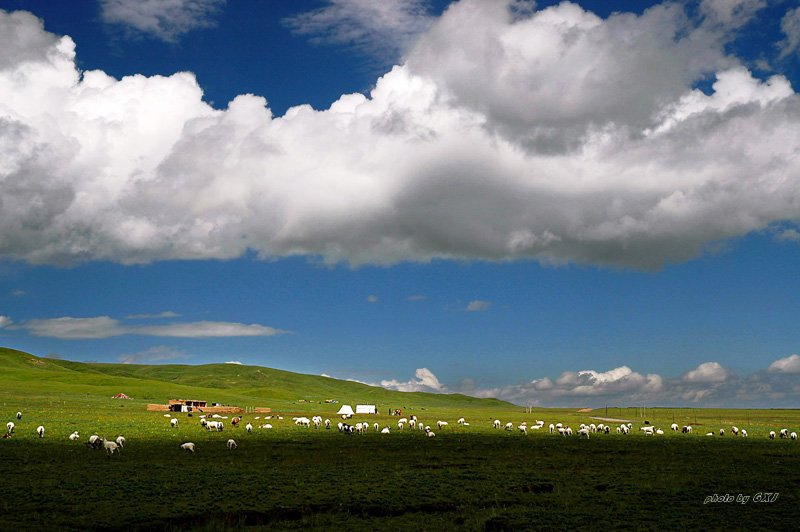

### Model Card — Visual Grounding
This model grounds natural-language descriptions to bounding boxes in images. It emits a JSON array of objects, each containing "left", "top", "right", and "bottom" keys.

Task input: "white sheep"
[
  {"left": 504, "top": 422, "right": 513, "bottom": 431},
  {"left": 640, "top": 426, "right": 654, "bottom": 436},
  {"left": 374, "top": 422, "right": 379, "bottom": 432},
  {"left": 116, "top": 435, "right": 125, "bottom": 448},
  {"left": 493, "top": 419, "right": 501, "bottom": 429},
  {"left": 88, "top": 435, "right": 102, "bottom": 449},
  {"left": 16, "top": 411, "right": 22, "bottom": 420},
  {"left": 518, "top": 425, "right": 527, "bottom": 435},
  {"left": 69, "top": 431, "right": 80, "bottom": 441},
  {"left": 792, "top": 432, "right": 798, "bottom": 441},
  {"left": 325, "top": 419, "right": 331, "bottom": 429},
  {"left": 180, "top": 442, "right": 195, "bottom": 453},
  {"left": 670, "top": 423, "right": 679, "bottom": 431},
  {"left": 566, "top": 427, "right": 573, "bottom": 436},
  {"left": 463, "top": 422, "right": 470, "bottom": 427},
  {"left": 6, "top": 422, "right": 13, "bottom": 433},
  {"left": 578, "top": 427, "right": 590, "bottom": 439},
  {"left": 437, "top": 421, "right": 448, "bottom": 430},
  {"left": 706, "top": 432, "right": 714, "bottom": 436},
  {"left": 780, "top": 428, "right": 789, "bottom": 439},
  {"left": 36, "top": 425, "right": 45, "bottom": 438},
  {"left": 245, "top": 423, "right": 253, "bottom": 433},
  {"left": 731, "top": 426, "right": 739, "bottom": 436},
  {"left": 426, "top": 431, "right": 436, "bottom": 437},
  {"left": 549, "top": 424, "right": 555, "bottom": 434},
  {"left": 170, "top": 418, "right": 178, "bottom": 428},
  {"left": 227, "top": 439, "right": 237, "bottom": 449},
  {"left": 557, "top": 427, "right": 566, "bottom": 436},
  {"left": 741, "top": 429, "right": 748, "bottom": 437},
  {"left": 769, "top": 430, "right": 776, "bottom": 439},
  {"left": 457, "top": 417, "right": 466, "bottom": 424},
  {"left": 655, "top": 429, "right": 664, "bottom": 435},
  {"left": 163, "top": 414, "right": 171, "bottom": 418},
  {"left": 535, "top": 420, "right": 545, "bottom": 427},
  {"left": 589, "top": 423, "right": 596, "bottom": 433},
  {"left": 381, "top": 427, "right": 390, "bottom": 434},
  {"left": 259, "top": 424, "right": 272, "bottom": 429},
  {"left": 103, "top": 439, "right": 119, "bottom": 456},
  {"left": 556, "top": 423, "right": 563, "bottom": 429},
  {"left": 398, "top": 418, "right": 408, "bottom": 425},
  {"left": 719, "top": 428, "right": 724, "bottom": 437}
]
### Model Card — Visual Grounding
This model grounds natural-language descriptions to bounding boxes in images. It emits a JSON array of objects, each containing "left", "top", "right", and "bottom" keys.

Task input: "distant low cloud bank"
[
  {"left": 376, "top": 354, "right": 800, "bottom": 408},
  {"left": 3, "top": 1, "right": 800, "bottom": 270}
]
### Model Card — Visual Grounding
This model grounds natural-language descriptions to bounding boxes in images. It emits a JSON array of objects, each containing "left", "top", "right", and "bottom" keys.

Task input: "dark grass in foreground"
[{"left": 1, "top": 430, "right": 797, "bottom": 531}]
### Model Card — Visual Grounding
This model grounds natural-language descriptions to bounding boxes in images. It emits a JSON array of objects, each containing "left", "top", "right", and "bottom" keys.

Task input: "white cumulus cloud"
[
  {"left": 767, "top": 354, "right": 800, "bottom": 374},
  {"left": 681, "top": 361, "right": 733, "bottom": 383},
  {"left": 380, "top": 367, "right": 445, "bottom": 393},
  {"left": 0, "top": 315, "right": 12, "bottom": 328},
  {"left": 1, "top": 2, "right": 800, "bottom": 270}
]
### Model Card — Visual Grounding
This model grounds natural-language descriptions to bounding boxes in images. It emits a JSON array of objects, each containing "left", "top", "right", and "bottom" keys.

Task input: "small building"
[
  {"left": 355, "top": 404, "right": 377, "bottom": 414},
  {"left": 146, "top": 399, "right": 265, "bottom": 414}
]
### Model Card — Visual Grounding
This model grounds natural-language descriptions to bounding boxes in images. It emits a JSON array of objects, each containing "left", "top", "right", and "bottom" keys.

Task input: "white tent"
[
  {"left": 336, "top": 405, "right": 354, "bottom": 417},
  {"left": 356, "top": 404, "right": 376, "bottom": 414}
]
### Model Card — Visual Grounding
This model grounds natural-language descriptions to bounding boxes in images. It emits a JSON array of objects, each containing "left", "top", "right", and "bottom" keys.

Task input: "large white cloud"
[
  {"left": 2, "top": 1, "right": 800, "bottom": 269},
  {"left": 767, "top": 354, "right": 800, "bottom": 374}
]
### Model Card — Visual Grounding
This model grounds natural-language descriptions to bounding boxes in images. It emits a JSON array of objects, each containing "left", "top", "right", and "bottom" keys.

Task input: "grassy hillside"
[{"left": 0, "top": 347, "right": 514, "bottom": 412}]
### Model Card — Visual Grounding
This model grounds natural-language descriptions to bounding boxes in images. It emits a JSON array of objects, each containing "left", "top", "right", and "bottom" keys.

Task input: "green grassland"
[{"left": 1, "top": 347, "right": 799, "bottom": 531}]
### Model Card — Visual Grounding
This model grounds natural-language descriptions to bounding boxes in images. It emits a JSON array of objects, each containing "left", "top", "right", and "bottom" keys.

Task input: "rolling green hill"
[{"left": 0, "top": 347, "right": 514, "bottom": 411}]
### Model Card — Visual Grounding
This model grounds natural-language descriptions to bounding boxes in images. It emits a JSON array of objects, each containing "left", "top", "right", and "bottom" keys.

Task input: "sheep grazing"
[
  {"left": 231, "top": 417, "right": 241, "bottom": 427},
  {"left": 325, "top": 419, "right": 331, "bottom": 429},
  {"left": 640, "top": 426, "right": 655, "bottom": 436},
  {"left": 731, "top": 426, "right": 739, "bottom": 436},
  {"left": 258, "top": 424, "right": 272, "bottom": 429},
  {"left": 670, "top": 423, "right": 679, "bottom": 432},
  {"left": 719, "top": 428, "right": 724, "bottom": 437},
  {"left": 780, "top": 428, "right": 789, "bottom": 439},
  {"left": 655, "top": 429, "right": 664, "bottom": 435},
  {"left": 504, "top": 422, "right": 513, "bottom": 431},
  {"left": 706, "top": 432, "right": 714, "bottom": 436},
  {"left": 116, "top": 436, "right": 125, "bottom": 448},
  {"left": 170, "top": 418, "right": 178, "bottom": 428},
  {"left": 557, "top": 427, "right": 566, "bottom": 436},
  {"left": 374, "top": 422, "right": 379, "bottom": 432},
  {"left": 493, "top": 419, "right": 501, "bottom": 429},
  {"left": 227, "top": 439, "right": 237, "bottom": 450},
  {"left": 103, "top": 440, "right": 119, "bottom": 456},
  {"left": 578, "top": 427, "right": 590, "bottom": 439},
  {"left": 769, "top": 431, "right": 776, "bottom": 439},
  {"left": 88, "top": 435, "right": 103, "bottom": 449},
  {"left": 518, "top": 425, "right": 528, "bottom": 435},
  {"left": 589, "top": 424, "right": 596, "bottom": 433},
  {"left": 6, "top": 422, "right": 14, "bottom": 433},
  {"left": 180, "top": 442, "right": 195, "bottom": 453},
  {"left": 245, "top": 423, "right": 253, "bottom": 433},
  {"left": 549, "top": 424, "right": 555, "bottom": 434},
  {"left": 792, "top": 432, "right": 798, "bottom": 441},
  {"left": 437, "top": 421, "right": 448, "bottom": 430},
  {"left": 682, "top": 426, "right": 692, "bottom": 434},
  {"left": 426, "top": 430, "right": 436, "bottom": 437},
  {"left": 69, "top": 431, "right": 80, "bottom": 441},
  {"left": 16, "top": 412, "right": 22, "bottom": 420},
  {"left": 381, "top": 427, "right": 390, "bottom": 434},
  {"left": 457, "top": 418, "right": 466, "bottom": 424},
  {"left": 36, "top": 425, "right": 44, "bottom": 438},
  {"left": 741, "top": 429, "right": 748, "bottom": 437}
]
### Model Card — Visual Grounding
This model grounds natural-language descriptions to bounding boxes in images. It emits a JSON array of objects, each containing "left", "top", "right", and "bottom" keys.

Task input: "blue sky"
[{"left": 2, "top": 0, "right": 800, "bottom": 407}]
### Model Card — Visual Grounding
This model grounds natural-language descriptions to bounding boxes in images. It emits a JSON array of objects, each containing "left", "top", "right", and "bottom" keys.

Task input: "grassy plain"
[{"left": 1, "top": 348, "right": 799, "bottom": 531}]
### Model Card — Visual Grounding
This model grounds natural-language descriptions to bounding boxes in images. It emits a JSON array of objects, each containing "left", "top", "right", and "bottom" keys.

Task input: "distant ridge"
[{"left": 0, "top": 347, "right": 514, "bottom": 410}]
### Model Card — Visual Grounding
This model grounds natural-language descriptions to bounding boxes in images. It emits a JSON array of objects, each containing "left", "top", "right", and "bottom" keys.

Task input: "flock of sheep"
[{"left": 5, "top": 408, "right": 800, "bottom": 456}]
